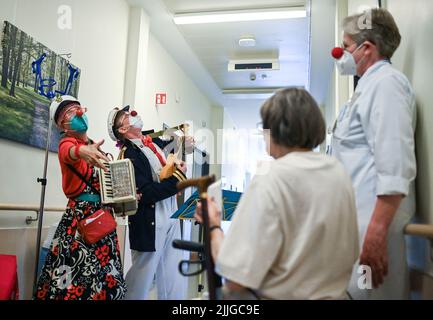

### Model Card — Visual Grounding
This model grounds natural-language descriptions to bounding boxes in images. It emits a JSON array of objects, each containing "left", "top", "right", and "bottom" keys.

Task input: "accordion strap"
[{"left": 67, "top": 164, "right": 100, "bottom": 195}]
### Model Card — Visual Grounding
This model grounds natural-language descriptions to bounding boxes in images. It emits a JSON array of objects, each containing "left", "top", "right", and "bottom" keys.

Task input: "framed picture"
[{"left": 0, "top": 21, "right": 80, "bottom": 152}]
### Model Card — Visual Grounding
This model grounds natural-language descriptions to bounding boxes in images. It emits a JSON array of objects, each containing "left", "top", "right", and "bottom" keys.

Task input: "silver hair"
[{"left": 343, "top": 8, "right": 401, "bottom": 59}]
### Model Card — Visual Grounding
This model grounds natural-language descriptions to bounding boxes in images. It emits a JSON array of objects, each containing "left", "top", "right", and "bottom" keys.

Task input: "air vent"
[{"left": 228, "top": 59, "right": 279, "bottom": 72}]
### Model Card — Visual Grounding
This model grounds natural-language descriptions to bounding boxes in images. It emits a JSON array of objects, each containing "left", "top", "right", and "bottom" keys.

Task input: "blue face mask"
[{"left": 69, "top": 114, "right": 88, "bottom": 133}]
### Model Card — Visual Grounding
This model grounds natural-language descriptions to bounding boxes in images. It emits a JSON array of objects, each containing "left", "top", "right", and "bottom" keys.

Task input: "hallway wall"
[{"left": 386, "top": 0, "right": 433, "bottom": 291}]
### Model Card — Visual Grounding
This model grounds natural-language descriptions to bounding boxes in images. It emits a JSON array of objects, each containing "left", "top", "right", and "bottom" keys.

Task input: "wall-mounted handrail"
[
  {"left": 0, "top": 203, "right": 64, "bottom": 224},
  {"left": 1, "top": 203, "right": 432, "bottom": 239},
  {"left": 405, "top": 224, "right": 433, "bottom": 240},
  {"left": 0, "top": 203, "right": 64, "bottom": 212}
]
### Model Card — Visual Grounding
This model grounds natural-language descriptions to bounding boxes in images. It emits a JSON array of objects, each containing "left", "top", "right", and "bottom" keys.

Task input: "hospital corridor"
[{"left": 0, "top": 0, "right": 433, "bottom": 307}]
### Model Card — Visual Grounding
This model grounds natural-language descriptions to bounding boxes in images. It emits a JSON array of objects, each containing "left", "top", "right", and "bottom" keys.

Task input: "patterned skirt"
[{"left": 34, "top": 198, "right": 126, "bottom": 300}]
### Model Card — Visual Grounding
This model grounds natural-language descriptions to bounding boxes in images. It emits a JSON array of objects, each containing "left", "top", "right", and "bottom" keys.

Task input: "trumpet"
[{"left": 153, "top": 124, "right": 193, "bottom": 181}]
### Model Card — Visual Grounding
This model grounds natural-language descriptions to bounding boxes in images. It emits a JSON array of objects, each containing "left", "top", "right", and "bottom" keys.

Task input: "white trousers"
[{"left": 124, "top": 220, "right": 186, "bottom": 300}]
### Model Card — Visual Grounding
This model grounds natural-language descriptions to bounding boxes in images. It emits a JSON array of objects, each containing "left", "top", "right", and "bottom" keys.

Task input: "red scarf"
[{"left": 141, "top": 135, "right": 166, "bottom": 166}]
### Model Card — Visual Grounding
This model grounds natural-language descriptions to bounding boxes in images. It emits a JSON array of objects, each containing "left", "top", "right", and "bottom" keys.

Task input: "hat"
[
  {"left": 50, "top": 95, "right": 80, "bottom": 126},
  {"left": 107, "top": 105, "right": 130, "bottom": 141}
]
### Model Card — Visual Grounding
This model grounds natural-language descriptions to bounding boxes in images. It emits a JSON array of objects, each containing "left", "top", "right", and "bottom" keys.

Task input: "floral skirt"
[{"left": 34, "top": 198, "right": 126, "bottom": 300}]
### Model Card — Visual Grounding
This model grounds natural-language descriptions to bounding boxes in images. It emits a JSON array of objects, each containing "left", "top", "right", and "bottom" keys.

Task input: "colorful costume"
[{"left": 34, "top": 136, "right": 126, "bottom": 300}]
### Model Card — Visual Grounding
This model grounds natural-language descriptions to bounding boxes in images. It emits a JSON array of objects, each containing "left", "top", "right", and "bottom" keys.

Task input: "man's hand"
[
  {"left": 359, "top": 194, "right": 403, "bottom": 288},
  {"left": 176, "top": 159, "right": 187, "bottom": 174},
  {"left": 194, "top": 197, "right": 222, "bottom": 228},
  {"left": 359, "top": 222, "right": 388, "bottom": 288},
  {"left": 76, "top": 139, "right": 110, "bottom": 171}
]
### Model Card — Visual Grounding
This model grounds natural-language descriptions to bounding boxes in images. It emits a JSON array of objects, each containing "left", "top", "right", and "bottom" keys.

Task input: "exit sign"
[{"left": 155, "top": 93, "right": 167, "bottom": 105}]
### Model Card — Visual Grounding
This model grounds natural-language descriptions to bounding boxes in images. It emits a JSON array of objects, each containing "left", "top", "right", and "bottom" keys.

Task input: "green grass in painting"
[{"left": 0, "top": 83, "right": 49, "bottom": 143}]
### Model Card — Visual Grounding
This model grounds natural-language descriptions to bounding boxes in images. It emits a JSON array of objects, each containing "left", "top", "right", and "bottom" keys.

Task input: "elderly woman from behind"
[{"left": 196, "top": 88, "right": 359, "bottom": 300}]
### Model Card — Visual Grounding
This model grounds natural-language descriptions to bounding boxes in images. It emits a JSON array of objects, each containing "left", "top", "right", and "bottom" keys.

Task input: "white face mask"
[
  {"left": 129, "top": 114, "right": 143, "bottom": 130},
  {"left": 335, "top": 43, "right": 365, "bottom": 76}
]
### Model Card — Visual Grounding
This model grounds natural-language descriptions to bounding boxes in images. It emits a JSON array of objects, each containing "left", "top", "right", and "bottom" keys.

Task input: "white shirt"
[{"left": 217, "top": 151, "right": 359, "bottom": 299}]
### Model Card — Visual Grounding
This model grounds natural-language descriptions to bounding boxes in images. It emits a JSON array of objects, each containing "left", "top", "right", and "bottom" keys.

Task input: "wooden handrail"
[{"left": 405, "top": 224, "right": 433, "bottom": 240}]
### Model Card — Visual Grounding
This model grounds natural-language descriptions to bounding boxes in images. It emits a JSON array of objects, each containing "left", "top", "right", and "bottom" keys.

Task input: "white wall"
[
  {"left": 0, "top": 0, "right": 129, "bottom": 227},
  {"left": 385, "top": 0, "right": 433, "bottom": 280},
  {"left": 309, "top": 0, "right": 336, "bottom": 107},
  {"left": 386, "top": 0, "right": 433, "bottom": 225},
  {"left": 138, "top": 33, "right": 214, "bottom": 136}
]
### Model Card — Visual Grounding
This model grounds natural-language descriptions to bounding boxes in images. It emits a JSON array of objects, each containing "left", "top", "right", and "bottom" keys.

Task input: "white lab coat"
[{"left": 330, "top": 60, "right": 416, "bottom": 299}]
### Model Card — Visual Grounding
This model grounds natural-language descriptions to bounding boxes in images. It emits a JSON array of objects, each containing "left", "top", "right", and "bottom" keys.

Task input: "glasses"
[
  {"left": 59, "top": 105, "right": 87, "bottom": 125},
  {"left": 341, "top": 41, "right": 357, "bottom": 51}
]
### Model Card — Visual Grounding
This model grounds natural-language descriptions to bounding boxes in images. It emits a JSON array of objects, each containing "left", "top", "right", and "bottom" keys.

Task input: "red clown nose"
[
  {"left": 130, "top": 110, "right": 137, "bottom": 117},
  {"left": 331, "top": 47, "right": 344, "bottom": 59},
  {"left": 76, "top": 109, "right": 84, "bottom": 117}
]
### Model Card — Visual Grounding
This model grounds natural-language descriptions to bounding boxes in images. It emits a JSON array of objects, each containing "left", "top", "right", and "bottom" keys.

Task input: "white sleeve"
[
  {"left": 216, "top": 176, "right": 283, "bottom": 289},
  {"left": 362, "top": 74, "right": 416, "bottom": 196}
]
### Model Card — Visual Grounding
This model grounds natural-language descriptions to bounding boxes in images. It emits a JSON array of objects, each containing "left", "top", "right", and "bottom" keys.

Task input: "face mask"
[
  {"left": 129, "top": 114, "right": 143, "bottom": 130},
  {"left": 332, "top": 43, "right": 365, "bottom": 76},
  {"left": 69, "top": 113, "right": 88, "bottom": 133}
]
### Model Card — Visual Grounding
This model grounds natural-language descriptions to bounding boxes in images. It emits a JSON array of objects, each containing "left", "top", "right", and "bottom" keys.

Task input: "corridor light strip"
[{"left": 173, "top": 8, "right": 307, "bottom": 25}]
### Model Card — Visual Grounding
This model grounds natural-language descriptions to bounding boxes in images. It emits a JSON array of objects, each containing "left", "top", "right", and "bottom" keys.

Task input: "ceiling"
[
  {"left": 163, "top": 0, "right": 306, "bottom": 13},
  {"left": 162, "top": 0, "right": 310, "bottom": 128},
  {"left": 163, "top": 0, "right": 309, "bottom": 92},
  {"left": 127, "top": 0, "right": 319, "bottom": 129}
]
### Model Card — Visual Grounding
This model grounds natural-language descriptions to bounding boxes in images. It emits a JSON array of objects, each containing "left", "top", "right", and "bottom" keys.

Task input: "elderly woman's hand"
[
  {"left": 194, "top": 197, "right": 222, "bottom": 227},
  {"left": 74, "top": 139, "right": 110, "bottom": 171}
]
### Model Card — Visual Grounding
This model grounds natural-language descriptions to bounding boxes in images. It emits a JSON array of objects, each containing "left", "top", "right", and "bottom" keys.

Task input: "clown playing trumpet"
[{"left": 107, "top": 106, "right": 193, "bottom": 300}]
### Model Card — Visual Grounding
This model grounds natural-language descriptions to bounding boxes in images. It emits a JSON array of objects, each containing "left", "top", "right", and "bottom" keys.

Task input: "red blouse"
[{"left": 58, "top": 137, "right": 92, "bottom": 198}]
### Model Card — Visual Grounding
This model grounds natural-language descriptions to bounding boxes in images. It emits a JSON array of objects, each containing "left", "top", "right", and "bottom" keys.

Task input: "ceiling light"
[
  {"left": 239, "top": 37, "right": 256, "bottom": 47},
  {"left": 173, "top": 7, "right": 307, "bottom": 25},
  {"left": 222, "top": 88, "right": 282, "bottom": 99}
]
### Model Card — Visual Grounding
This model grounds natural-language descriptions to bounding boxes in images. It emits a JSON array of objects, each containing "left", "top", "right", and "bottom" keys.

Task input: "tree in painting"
[{"left": 0, "top": 21, "right": 80, "bottom": 152}]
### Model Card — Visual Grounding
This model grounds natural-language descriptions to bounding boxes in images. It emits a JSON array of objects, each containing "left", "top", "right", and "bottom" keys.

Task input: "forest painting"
[{"left": 0, "top": 21, "right": 80, "bottom": 152}]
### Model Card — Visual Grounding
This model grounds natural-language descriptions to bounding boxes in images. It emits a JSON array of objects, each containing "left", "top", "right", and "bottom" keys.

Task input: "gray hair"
[
  {"left": 343, "top": 8, "right": 401, "bottom": 59},
  {"left": 260, "top": 88, "right": 325, "bottom": 149}
]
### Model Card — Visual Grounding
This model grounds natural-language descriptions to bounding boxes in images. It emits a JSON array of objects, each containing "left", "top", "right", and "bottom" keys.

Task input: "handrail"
[
  {"left": 0, "top": 203, "right": 64, "bottom": 212},
  {"left": 1, "top": 204, "right": 432, "bottom": 239},
  {"left": 405, "top": 224, "right": 433, "bottom": 240},
  {"left": 0, "top": 203, "right": 64, "bottom": 224}
]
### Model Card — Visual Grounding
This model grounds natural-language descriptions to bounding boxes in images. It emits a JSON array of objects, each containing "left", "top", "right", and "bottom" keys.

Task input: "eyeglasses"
[
  {"left": 341, "top": 41, "right": 357, "bottom": 51},
  {"left": 59, "top": 105, "right": 87, "bottom": 125}
]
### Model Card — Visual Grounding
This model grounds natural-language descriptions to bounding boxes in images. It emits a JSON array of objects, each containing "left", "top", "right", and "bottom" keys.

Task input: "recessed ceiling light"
[
  {"left": 173, "top": 7, "right": 307, "bottom": 25},
  {"left": 239, "top": 37, "right": 256, "bottom": 47}
]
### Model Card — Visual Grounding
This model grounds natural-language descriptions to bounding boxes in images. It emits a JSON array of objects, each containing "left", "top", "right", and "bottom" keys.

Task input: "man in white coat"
[{"left": 330, "top": 8, "right": 416, "bottom": 299}]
